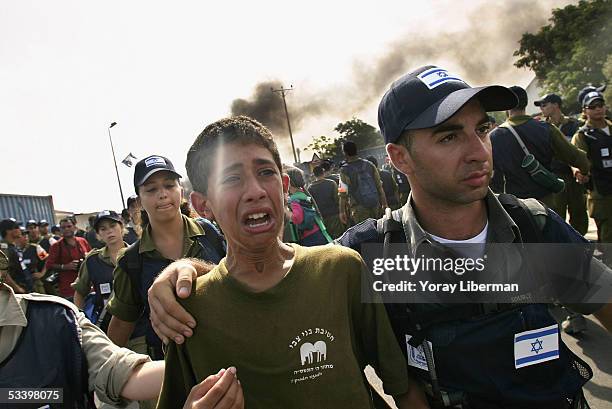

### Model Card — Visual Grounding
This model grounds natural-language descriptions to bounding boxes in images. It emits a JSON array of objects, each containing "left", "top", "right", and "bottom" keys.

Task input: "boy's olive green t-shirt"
[{"left": 157, "top": 244, "right": 409, "bottom": 409}]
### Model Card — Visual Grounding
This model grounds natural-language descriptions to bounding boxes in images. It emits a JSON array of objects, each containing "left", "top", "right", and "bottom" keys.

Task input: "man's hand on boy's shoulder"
[
  {"left": 183, "top": 367, "right": 244, "bottom": 409},
  {"left": 149, "top": 258, "right": 208, "bottom": 344}
]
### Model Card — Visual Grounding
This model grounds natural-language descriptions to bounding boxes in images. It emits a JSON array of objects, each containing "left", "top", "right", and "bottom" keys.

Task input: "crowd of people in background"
[
  {"left": 1, "top": 81, "right": 609, "bottom": 310},
  {"left": 0, "top": 67, "right": 611, "bottom": 409}
]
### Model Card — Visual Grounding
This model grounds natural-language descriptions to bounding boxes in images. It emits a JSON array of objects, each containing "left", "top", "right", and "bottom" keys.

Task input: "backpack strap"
[
  {"left": 497, "top": 193, "right": 547, "bottom": 243},
  {"left": 376, "top": 208, "right": 405, "bottom": 258},
  {"left": 117, "top": 240, "right": 143, "bottom": 299},
  {"left": 195, "top": 218, "right": 226, "bottom": 259}
]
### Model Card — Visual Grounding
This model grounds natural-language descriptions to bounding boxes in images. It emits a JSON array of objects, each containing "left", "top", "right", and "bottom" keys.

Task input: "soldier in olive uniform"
[
  {"left": 0, "top": 219, "right": 27, "bottom": 293},
  {"left": 573, "top": 91, "right": 612, "bottom": 265},
  {"left": 307, "top": 164, "right": 346, "bottom": 238},
  {"left": 535, "top": 94, "right": 588, "bottom": 235},
  {"left": 338, "top": 141, "right": 388, "bottom": 225},
  {"left": 38, "top": 219, "right": 53, "bottom": 252},
  {"left": 25, "top": 220, "right": 42, "bottom": 245}
]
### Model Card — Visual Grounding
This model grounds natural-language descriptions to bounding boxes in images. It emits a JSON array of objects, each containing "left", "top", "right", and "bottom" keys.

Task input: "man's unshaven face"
[{"left": 393, "top": 99, "right": 493, "bottom": 207}]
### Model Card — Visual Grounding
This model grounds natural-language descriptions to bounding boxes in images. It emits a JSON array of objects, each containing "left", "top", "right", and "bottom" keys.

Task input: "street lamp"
[{"left": 108, "top": 122, "right": 126, "bottom": 209}]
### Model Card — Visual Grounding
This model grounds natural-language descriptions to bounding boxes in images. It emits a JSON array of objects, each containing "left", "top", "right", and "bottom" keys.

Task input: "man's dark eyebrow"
[
  {"left": 432, "top": 116, "right": 490, "bottom": 135},
  {"left": 432, "top": 123, "right": 463, "bottom": 135}
]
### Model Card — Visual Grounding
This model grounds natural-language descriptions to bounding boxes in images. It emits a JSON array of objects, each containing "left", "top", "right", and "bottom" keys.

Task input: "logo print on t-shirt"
[
  {"left": 300, "top": 341, "right": 327, "bottom": 365},
  {"left": 289, "top": 327, "right": 336, "bottom": 385}
]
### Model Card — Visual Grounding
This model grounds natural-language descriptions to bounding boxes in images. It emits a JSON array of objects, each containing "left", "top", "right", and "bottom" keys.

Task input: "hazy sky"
[{"left": 1, "top": 0, "right": 571, "bottom": 213}]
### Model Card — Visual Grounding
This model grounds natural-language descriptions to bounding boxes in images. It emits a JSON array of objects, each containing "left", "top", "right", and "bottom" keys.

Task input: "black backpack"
[{"left": 342, "top": 159, "right": 380, "bottom": 208}]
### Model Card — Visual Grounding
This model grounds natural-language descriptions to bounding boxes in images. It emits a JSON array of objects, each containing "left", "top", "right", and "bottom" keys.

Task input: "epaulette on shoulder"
[
  {"left": 0, "top": 242, "right": 8, "bottom": 250},
  {"left": 21, "top": 292, "right": 81, "bottom": 315},
  {"left": 84, "top": 247, "right": 102, "bottom": 259},
  {"left": 516, "top": 197, "right": 548, "bottom": 232},
  {"left": 335, "top": 218, "right": 380, "bottom": 251}
]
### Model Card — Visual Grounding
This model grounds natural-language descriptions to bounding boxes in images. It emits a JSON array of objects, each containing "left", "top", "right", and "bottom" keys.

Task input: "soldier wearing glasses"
[{"left": 573, "top": 91, "right": 612, "bottom": 264}]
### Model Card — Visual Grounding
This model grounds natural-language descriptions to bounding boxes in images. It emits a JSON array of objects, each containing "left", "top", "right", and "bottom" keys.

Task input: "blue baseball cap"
[
  {"left": 133, "top": 155, "right": 182, "bottom": 192},
  {"left": 94, "top": 210, "right": 123, "bottom": 231},
  {"left": 378, "top": 65, "right": 518, "bottom": 144},
  {"left": 582, "top": 91, "right": 605, "bottom": 107}
]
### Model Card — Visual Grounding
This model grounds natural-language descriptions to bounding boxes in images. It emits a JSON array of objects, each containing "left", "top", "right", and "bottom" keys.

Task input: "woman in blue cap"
[{"left": 105, "top": 155, "right": 225, "bottom": 364}]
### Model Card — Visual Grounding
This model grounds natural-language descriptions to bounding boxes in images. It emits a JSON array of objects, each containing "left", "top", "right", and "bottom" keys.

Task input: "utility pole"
[
  {"left": 271, "top": 85, "right": 298, "bottom": 163},
  {"left": 108, "top": 122, "right": 126, "bottom": 209}
]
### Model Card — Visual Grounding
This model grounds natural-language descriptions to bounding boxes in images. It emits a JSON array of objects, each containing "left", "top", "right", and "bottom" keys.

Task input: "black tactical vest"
[
  {"left": 0, "top": 299, "right": 92, "bottom": 408},
  {"left": 86, "top": 253, "right": 147, "bottom": 337},
  {"left": 380, "top": 169, "right": 399, "bottom": 206},
  {"left": 492, "top": 119, "right": 555, "bottom": 199},
  {"left": 393, "top": 168, "right": 411, "bottom": 193},
  {"left": 120, "top": 224, "right": 225, "bottom": 359},
  {"left": 339, "top": 196, "right": 593, "bottom": 408},
  {"left": 582, "top": 125, "right": 612, "bottom": 195},
  {"left": 308, "top": 179, "right": 339, "bottom": 217}
]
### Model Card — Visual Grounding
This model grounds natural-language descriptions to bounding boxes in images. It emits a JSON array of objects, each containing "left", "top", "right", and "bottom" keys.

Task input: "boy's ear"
[
  {"left": 282, "top": 174, "right": 290, "bottom": 193},
  {"left": 190, "top": 191, "right": 210, "bottom": 218}
]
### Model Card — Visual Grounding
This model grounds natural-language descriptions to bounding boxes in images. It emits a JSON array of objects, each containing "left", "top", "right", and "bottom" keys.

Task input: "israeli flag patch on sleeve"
[
  {"left": 417, "top": 67, "right": 467, "bottom": 90},
  {"left": 514, "top": 324, "right": 560, "bottom": 369}
]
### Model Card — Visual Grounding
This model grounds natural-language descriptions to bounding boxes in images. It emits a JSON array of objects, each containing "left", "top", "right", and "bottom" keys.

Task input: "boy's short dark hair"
[
  {"left": 285, "top": 165, "right": 305, "bottom": 188},
  {"left": 342, "top": 141, "right": 357, "bottom": 156},
  {"left": 186, "top": 116, "right": 282, "bottom": 194},
  {"left": 313, "top": 165, "right": 325, "bottom": 177}
]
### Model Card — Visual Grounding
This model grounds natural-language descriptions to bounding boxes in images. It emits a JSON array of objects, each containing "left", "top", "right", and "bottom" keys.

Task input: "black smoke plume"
[{"left": 230, "top": 0, "right": 572, "bottom": 141}]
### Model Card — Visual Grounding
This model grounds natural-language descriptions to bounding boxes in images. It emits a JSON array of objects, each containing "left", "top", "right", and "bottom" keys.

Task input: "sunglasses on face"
[{"left": 586, "top": 101, "right": 605, "bottom": 110}]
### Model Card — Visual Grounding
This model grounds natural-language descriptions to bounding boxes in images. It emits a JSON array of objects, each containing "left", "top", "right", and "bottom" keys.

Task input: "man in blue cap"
[
  {"left": 147, "top": 65, "right": 612, "bottom": 408},
  {"left": 573, "top": 91, "right": 612, "bottom": 265}
]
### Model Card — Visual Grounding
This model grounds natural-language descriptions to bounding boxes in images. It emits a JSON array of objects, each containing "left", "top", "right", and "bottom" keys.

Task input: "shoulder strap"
[
  {"left": 497, "top": 193, "right": 547, "bottom": 243},
  {"left": 502, "top": 124, "right": 532, "bottom": 156},
  {"left": 118, "top": 240, "right": 143, "bottom": 295},
  {"left": 196, "top": 219, "right": 226, "bottom": 258},
  {"left": 375, "top": 208, "right": 406, "bottom": 258},
  {"left": 22, "top": 293, "right": 82, "bottom": 319}
]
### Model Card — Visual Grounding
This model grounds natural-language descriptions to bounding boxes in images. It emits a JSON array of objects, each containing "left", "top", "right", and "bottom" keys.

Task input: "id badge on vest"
[
  {"left": 100, "top": 282, "right": 112, "bottom": 295},
  {"left": 405, "top": 335, "right": 434, "bottom": 371},
  {"left": 514, "top": 324, "right": 559, "bottom": 369}
]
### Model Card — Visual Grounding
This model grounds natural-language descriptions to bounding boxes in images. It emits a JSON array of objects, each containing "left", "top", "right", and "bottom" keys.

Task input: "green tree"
[
  {"left": 514, "top": 0, "right": 612, "bottom": 113},
  {"left": 603, "top": 54, "right": 612, "bottom": 103},
  {"left": 334, "top": 117, "right": 384, "bottom": 150},
  {"left": 304, "top": 135, "right": 344, "bottom": 160}
]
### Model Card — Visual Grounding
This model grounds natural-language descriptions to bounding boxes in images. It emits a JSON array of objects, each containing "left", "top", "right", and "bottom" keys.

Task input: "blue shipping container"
[{"left": 0, "top": 194, "right": 55, "bottom": 225}]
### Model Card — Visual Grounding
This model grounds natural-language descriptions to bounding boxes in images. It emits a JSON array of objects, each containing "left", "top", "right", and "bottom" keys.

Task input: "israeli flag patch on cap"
[
  {"left": 145, "top": 156, "right": 167, "bottom": 168},
  {"left": 585, "top": 91, "right": 600, "bottom": 100},
  {"left": 417, "top": 67, "right": 467, "bottom": 90},
  {"left": 514, "top": 324, "right": 559, "bottom": 369}
]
